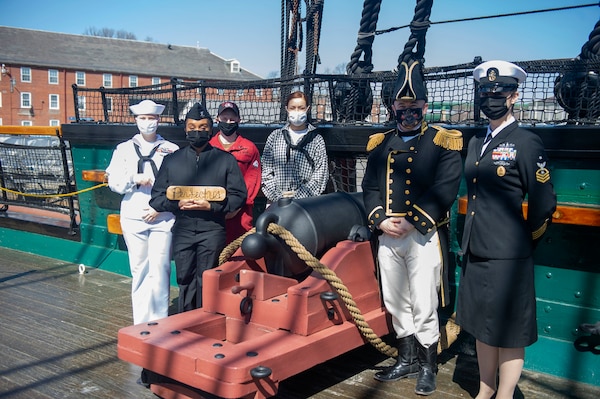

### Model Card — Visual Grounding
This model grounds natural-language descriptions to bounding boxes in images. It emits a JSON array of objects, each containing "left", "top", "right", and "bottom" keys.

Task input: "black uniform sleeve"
[
  {"left": 362, "top": 146, "right": 388, "bottom": 229},
  {"left": 518, "top": 132, "right": 557, "bottom": 241}
]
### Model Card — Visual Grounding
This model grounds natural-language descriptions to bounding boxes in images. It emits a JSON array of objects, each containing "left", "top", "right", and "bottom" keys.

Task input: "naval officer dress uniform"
[{"left": 457, "top": 61, "right": 557, "bottom": 348}]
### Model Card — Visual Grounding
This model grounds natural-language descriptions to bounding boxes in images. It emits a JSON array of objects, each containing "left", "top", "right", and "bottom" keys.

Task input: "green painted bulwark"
[
  {"left": 526, "top": 336, "right": 599, "bottom": 386},
  {"left": 0, "top": 226, "right": 130, "bottom": 275}
]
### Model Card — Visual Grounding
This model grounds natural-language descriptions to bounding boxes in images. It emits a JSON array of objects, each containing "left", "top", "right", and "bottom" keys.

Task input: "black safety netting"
[{"left": 71, "top": 58, "right": 600, "bottom": 127}]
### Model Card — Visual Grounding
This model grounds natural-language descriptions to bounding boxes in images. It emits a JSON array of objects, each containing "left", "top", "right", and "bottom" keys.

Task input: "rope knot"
[{"left": 409, "top": 20, "right": 431, "bottom": 33}]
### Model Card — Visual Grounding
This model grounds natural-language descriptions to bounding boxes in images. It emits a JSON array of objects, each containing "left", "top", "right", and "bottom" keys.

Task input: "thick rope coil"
[
  {"left": 347, "top": 0, "right": 382, "bottom": 75},
  {"left": 397, "top": 0, "right": 433, "bottom": 67},
  {"left": 579, "top": 19, "right": 600, "bottom": 61},
  {"left": 219, "top": 222, "right": 461, "bottom": 357}
]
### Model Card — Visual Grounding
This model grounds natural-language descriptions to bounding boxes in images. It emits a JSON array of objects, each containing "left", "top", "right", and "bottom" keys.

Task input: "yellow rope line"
[{"left": 0, "top": 182, "right": 108, "bottom": 198}]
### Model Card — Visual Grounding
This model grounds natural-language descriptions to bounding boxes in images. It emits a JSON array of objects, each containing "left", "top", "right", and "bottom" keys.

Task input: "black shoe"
[
  {"left": 374, "top": 362, "right": 419, "bottom": 382},
  {"left": 374, "top": 335, "right": 419, "bottom": 382},
  {"left": 415, "top": 366, "right": 436, "bottom": 395},
  {"left": 415, "top": 341, "right": 438, "bottom": 395}
]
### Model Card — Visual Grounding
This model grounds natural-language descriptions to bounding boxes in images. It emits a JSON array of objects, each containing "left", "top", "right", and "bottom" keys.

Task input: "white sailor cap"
[
  {"left": 129, "top": 99, "right": 165, "bottom": 116},
  {"left": 473, "top": 60, "right": 527, "bottom": 93}
]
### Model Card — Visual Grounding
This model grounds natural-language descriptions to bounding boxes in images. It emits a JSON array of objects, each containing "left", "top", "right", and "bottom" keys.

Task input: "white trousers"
[
  {"left": 121, "top": 217, "right": 174, "bottom": 325},
  {"left": 378, "top": 229, "right": 441, "bottom": 347}
]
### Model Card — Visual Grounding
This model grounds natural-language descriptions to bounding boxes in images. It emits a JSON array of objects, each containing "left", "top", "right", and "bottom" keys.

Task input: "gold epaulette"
[
  {"left": 366, "top": 128, "right": 395, "bottom": 152},
  {"left": 431, "top": 125, "right": 463, "bottom": 151}
]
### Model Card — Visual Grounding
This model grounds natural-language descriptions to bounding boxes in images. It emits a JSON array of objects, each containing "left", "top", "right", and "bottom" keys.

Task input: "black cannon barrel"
[
  {"left": 242, "top": 192, "right": 367, "bottom": 278},
  {"left": 260, "top": 191, "right": 367, "bottom": 256}
]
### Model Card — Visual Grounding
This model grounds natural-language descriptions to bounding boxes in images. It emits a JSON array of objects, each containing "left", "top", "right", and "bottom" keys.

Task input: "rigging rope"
[
  {"left": 304, "top": 0, "right": 325, "bottom": 75},
  {"left": 376, "top": 3, "right": 599, "bottom": 36},
  {"left": 554, "top": 16, "right": 600, "bottom": 119},
  {"left": 347, "top": 0, "right": 382, "bottom": 75},
  {"left": 580, "top": 18, "right": 600, "bottom": 60},
  {"left": 282, "top": 0, "right": 303, "bottom": 79},
  {"left": 398, "top": 0, "right": 433, "bottom": 68}
]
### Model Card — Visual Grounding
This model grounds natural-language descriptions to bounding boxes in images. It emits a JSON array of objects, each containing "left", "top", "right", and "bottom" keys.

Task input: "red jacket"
[{"left": 209, "top": 133, "right": 261, "bottom": 243}]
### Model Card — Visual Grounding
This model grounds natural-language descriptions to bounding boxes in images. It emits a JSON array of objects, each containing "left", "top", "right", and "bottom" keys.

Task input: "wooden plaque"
[{"left": 166, "top": 186, "right": 226, "bottom": 201}]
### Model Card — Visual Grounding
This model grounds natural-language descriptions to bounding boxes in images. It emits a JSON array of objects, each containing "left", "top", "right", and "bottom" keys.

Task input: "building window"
[
  {"left": 21, "top": 67, "right": 31, "bottom": 83},
  {"left": 21, "top": 92, "right": 31, "bottom": 108},
  {"left": 76, "top": 71, "right": 86, "bottom": 86},
  {"left": 230, "top": 61, "right": 240, "bottom": 73},
  {"left": 236, "top": 89, "right": 244, "bottom": 97},
  {"left": 0, "top": 118, "right": 3, "bottom": 125},
  {"left": 129, "top": 75, "right": 138, "bottom": 87},
  {"left": 106, "top": 97, "right": 113, "bottom": 112},
  {"left": 22, "top": 120, "right": 33, "bottom": 126},
  {"left": 50, "top": 119, "right": 60, "bottom": 126},
  {"left": 0, "top": 92, "right": 2, "bottom": 107},
  {"left": 49, "top": 94, "right": 59, "bottom": 110},
  {"left": 48, "top": 69, "right": 59, "bottom": 84},
  {"left": 77, "top": 95, "right": 86, "bottom": 110},
  {"left": 103, "top": 74, "right": 112, "bottom": 88},
  {"left": 152, "top": 77, "right": 161, "bottom": 85},
  {"left": 255, "top": 89, "right": 263, "bottom": 98},
  {"left": 217, "top": 88, "right": 225, "bottom": 96}
]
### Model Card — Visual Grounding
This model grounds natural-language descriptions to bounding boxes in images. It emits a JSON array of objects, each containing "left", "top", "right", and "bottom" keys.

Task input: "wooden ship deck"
[{"left": 1, "top": 247, "right": 598, "bottom": 399}]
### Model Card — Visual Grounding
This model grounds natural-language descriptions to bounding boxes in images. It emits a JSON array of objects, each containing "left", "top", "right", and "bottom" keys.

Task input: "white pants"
[
  {"left": 121, "top": 217, "right": 174, "bottom": 325},
  {"left": 378, "top": 229, "right": 441, "bottom": 347}
]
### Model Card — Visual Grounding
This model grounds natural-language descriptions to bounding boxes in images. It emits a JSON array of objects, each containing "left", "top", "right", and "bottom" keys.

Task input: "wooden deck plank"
[{"left": 1, "top": 247, "right": 599, "bottom": 399}]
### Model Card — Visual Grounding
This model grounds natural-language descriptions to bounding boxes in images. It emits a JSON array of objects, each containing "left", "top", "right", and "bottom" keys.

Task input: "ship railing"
[{"left": 0, "top": 126, "right": 79, "bottom": 233}]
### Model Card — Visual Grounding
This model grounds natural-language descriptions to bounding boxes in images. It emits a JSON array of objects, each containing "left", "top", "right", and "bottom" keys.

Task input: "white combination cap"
[{"left": 473, "top": 60, "right": 527, "bottom": 92}]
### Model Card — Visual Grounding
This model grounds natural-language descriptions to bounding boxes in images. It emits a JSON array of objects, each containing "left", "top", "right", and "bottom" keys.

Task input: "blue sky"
[{"left": 0, "top": 0, "right": 597, "bottom": 77}]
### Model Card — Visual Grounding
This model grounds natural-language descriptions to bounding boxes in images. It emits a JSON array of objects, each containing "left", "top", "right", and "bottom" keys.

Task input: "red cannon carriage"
[{"left": 117, "top": 192, "right": 395, "bottom": 398}]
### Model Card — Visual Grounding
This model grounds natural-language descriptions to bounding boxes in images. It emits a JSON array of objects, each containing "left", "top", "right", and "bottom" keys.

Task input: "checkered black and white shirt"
[{"left": 261, "top": 123, "right": 329, "bottom": 202}]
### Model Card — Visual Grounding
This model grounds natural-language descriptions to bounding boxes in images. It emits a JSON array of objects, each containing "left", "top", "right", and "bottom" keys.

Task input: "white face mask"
[
  {"left": 137, "top": 118, "right": 159, "bottom": 135},
  {"left": 288, "top": 110, "right": 308, "bottom": 127}
]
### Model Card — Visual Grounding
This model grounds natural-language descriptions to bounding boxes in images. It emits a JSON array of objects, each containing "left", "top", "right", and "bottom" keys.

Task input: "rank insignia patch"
[{"left": 536, "top": 161, "right": 550, "bottom": 183}]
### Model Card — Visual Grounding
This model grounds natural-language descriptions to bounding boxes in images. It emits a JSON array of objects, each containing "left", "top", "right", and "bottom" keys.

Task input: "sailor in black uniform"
[
  {"left": 456, "top": 60, "right": 556, "bottom": 399},
  {"left": 150, "top": 103, "right": 247, "bottom": 312},
  {"left": 362, "top": 58, "right": 463, "bottom": 396}
]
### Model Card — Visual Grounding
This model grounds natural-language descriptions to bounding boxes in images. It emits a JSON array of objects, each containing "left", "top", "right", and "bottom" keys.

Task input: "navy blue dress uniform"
[
  {"left": 363, "top": 124, "right": 463, "bottom": 306},
  {"left": 457, "top": 61, "right": 557, "bottom": 349},
  {"left": 362, "top": 58, "right": 463, "bottom": 395},
  {"left": 150, "top": 104, "right": 247, "bottom": 313}
]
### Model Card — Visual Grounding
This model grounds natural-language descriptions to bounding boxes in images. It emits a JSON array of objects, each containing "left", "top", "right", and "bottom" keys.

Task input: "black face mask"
[
  {"left": 480, "top": 95, "right": 511, "bottom": 120},
  {"left": 186, "top": 130, "right": 211, "bottom": 148},
  {"left": 395, "top": 107, "right": 423, "bottom": 131},
  {"left": 218, "top": 121, "right": 238, "bottom": 136}
]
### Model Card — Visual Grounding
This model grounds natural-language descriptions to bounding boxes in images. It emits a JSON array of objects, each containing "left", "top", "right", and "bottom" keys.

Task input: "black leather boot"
[
  {"left": 374, "top": 335, "right": 419, "bottom": 382},
  {"left": 415, "top": 341, "right": 438, "bottom": 395}
]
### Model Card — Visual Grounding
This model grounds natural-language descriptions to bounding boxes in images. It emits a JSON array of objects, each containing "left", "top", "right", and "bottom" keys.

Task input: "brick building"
[{"left": 0, "top": 26, "right": 262, "bottom": 126}]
